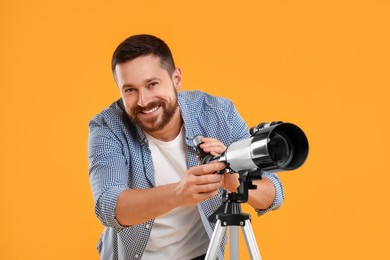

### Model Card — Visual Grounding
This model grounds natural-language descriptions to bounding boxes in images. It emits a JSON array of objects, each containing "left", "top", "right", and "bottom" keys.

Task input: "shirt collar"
[{"left": 178, "top": 92, "right": 196, "bottom": 147}]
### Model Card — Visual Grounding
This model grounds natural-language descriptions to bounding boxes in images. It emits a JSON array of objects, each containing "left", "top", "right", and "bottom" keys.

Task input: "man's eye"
[
  {"left": 124, "top": 88, "right": 135, "bottom": 93},
  {"left": 149, "top": 82, "right": 158, "bottom": 88}
]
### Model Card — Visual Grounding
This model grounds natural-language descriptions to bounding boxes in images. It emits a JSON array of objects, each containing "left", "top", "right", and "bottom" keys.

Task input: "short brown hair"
[{"left": 111, "top": 34, "right": 176, "bottom": 81}]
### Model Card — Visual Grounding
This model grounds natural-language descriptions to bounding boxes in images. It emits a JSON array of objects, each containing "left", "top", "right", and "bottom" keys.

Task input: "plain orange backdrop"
[{"left": 1, "top": 0, "right": 389, "bottom": 259}]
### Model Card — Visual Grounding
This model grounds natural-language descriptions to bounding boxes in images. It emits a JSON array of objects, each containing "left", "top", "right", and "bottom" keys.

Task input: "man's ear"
[{"left": 172, "top": 67, "right": 182, "bottom": 90}]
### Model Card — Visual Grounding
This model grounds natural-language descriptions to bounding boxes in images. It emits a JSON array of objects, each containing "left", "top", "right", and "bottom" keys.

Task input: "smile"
[{"left": 141, "top": 105, "right": 160, "bottom": 114}]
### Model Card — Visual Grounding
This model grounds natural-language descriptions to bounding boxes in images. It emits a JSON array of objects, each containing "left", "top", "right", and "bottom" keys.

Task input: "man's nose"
[{"left": 137, "top": 90, "right": 151, "bottom": 107}]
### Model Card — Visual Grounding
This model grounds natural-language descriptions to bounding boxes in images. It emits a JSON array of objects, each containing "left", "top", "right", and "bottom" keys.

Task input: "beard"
[{"left": 129, "top": 92, "right": 179, "bottom": 133}]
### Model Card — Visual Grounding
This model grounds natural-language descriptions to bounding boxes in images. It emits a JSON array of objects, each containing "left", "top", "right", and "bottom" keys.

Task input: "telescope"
[
  {"left": 194, "top": 121, "right": 309, "bottom": 260},
  {"left": 193, "top": 121, "right": 309, "bottom": 175}
]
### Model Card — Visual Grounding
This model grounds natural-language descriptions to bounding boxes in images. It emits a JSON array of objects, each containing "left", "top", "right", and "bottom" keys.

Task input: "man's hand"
[
  {"left": 116, "top": 161, "right": 225, "bottom": 226},
  {"left": 174, "top": 162, "right": 225, "bottom": 206},
  {"left": 197, "top": 137, "right": 226, "bottom": 156},
  {"left": 197, "top": 137, "right": 240, "bottom": 192}
]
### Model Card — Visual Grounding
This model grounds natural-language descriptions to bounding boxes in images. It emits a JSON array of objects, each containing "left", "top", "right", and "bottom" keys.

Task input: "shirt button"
[
  {"left": 135, "top": 254, "right": 139, "bottom": 258},
  {"left": 145, "top": 224, "right": 150, "bottom": 229}
]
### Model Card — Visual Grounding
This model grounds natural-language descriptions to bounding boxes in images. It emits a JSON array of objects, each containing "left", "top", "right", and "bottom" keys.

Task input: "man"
[{"left": 88, "top": 34, "right": 284, "bottom": 260}]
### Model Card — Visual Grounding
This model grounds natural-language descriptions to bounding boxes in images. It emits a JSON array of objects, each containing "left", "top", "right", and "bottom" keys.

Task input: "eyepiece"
[{"left": 192, "top": 135, "right": 218, "bottom": 165}]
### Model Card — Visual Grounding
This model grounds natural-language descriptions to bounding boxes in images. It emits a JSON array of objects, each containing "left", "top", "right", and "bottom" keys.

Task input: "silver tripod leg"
[
  {"left": 205, "top": 219, "right": 226, "bottom": 260},
  {"left": 206, "top": 219, "right": 262, "bottom": 260},
  {"left": 242, "top": 219, "right": 262, "bottom": 260},
  {"left": 230, "top": 226, "right": 239, "bottom": 259}
]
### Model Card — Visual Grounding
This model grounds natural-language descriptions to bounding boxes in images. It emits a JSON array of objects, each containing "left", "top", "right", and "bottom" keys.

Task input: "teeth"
[{"left": 142, "top": 106, "right": 159, "bottom": 114}]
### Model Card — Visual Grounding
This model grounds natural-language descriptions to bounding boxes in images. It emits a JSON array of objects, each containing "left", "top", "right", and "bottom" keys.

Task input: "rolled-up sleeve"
[
  {"left": 88, "top": 116, "right": 129, "bottom": 232},
  {"left": 255, "top": 171, "right": 284, "bottom": 216}
]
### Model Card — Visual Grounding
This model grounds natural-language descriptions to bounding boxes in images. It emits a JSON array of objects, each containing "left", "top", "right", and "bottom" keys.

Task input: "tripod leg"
[
  {"left": 205, "top": 219, "right": 226, "bottom": 260},
  {"left": 230, "top": 226, "right": 239, "bottom": 259},
  {"left": 242, "top": 220, "right": 262, "bottom": 260}
]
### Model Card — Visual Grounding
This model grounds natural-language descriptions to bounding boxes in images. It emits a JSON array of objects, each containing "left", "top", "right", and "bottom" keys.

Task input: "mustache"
[{"left": 131, "top": 101, "right": 163, "bottom": 114}]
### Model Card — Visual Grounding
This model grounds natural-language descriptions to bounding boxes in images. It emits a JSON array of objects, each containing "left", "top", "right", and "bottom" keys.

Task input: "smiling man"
[
  {"left": 88, "top": 34, "right": 284, "bottom": 260},
  {"left": 116, "top": 54, "right": 182, "bottom": 141}
]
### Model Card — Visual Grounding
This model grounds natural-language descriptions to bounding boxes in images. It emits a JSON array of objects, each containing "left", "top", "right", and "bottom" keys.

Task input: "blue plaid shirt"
[{"left": 88, "top": 90, "right": 284, "bottom": 260}]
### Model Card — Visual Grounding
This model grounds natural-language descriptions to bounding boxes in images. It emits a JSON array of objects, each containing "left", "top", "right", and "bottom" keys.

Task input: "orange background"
[{"left": 1, "top": 0, "right": 389, "bottom": 259}]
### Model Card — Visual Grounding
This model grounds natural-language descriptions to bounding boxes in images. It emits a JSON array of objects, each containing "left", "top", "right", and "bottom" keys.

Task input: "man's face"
[{"left": 115, "top": 55, "right": 182, "bottom": 135}]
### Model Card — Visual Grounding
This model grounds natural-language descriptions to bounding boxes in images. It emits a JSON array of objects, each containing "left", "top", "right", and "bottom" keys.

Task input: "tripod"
[{"left": 205, "top": 177, "right": 262, "bottom": 260}]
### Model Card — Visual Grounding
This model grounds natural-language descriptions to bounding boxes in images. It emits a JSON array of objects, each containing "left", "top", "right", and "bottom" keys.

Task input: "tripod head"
[
  {"left": 234, "top": 168, "right": 262, "bottom": 203},
  {"left": 207, "top": 169, "right": 262, "bottom": 223}
]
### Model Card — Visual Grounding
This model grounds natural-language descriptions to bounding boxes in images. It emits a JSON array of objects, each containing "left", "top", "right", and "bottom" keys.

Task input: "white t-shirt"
[{"left": 142, "top": 128, "right": 209, "bottom": 260}]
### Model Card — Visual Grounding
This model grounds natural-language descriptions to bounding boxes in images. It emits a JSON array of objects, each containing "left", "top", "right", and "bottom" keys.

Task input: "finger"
[
  {"left": 200, "top": 137, "right": 219, "bottom": 142},
  {"left": 200, "top": 137, "right": 225, "bottom": 147},
  {"left": 191, "top": 162, "right": 226, "bottom": 176},
  {"left": 209, "top": 150, "right": 223, "bottom": 156},
  {"left": 201, "top": 145, "right": 225, "bottom": 153},
  {"left": 200, "top": 143, "right": 226, "bottom": 154},
  {"left": 196, "top": 182, "right": 221, "bottom": 193},
  {"left": 196, "top": 173, "right": 223, "bottom": 185},
  {"left": 199, "top": 138, "right": 225, "bottom": 147}
]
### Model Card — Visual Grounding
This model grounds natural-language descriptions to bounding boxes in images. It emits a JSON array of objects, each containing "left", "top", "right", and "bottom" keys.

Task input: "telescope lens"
[{"left": 268, "top": 132, "right": 293, "bottom": 167}]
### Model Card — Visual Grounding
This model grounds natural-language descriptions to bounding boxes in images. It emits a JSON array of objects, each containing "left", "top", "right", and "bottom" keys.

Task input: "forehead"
[{"left": 115, "top": 55, "right": 170, "bottom": 87}]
